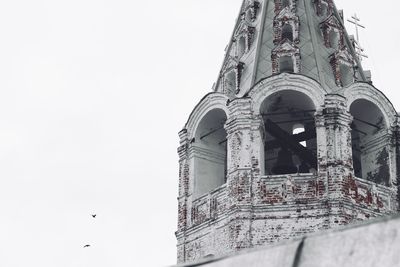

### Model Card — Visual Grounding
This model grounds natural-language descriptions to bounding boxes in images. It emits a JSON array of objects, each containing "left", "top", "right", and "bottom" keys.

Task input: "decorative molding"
[
  {"left": 320, "top": 14, "right": 345, "bottom": 49},
  {"left": 273, "top": 7, "right": 300, "bottom": 44},
  {"left": 249, "top": 73, "right": 326, "bottom": 115},
  {"left": 343, "top": 83, "right": 397, "bottom": 127},
  {"left": 271, "top": 40, "right": 301, "bottom": 74},
  {"left": 313, "top": 0, "right": 333, "bottom": 17},
  {"left": 185, "top": 93, "right": 230, "bottom": 140},
  {"left": 329, "top": 48, "right": 356, "bottom": 87},
  {"left": 221, "top": 56, "right": 245, "bottom": 96},
  {"left": 234, "top": 20, "right": 256, "bottom": 57},
  {"left": 243, "top": 0, "right": 261, "bottom": 22}
]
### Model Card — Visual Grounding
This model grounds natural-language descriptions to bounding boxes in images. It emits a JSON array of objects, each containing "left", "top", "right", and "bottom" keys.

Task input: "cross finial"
[{"left": 347, "top": 13, "right": 368, "bottom": 61}]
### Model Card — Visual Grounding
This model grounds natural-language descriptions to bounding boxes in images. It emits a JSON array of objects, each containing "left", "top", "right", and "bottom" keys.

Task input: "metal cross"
[{"left": 347, "top": 14, "right": 368, "bottom": 61}]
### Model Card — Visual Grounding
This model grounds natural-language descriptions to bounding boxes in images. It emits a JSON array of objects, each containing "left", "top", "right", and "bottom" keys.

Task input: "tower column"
[
  {"left": 391, "top": 119, "right": 400, "bottom": 211},
  {"left": 225, "top": 98, "right": 264, "bottom": 250},
  {"left": 176, "top": 129, "right": 190, "bottom": 263},
  {"left": 315, "top": 94, "right": 354, "bottom": 226}
]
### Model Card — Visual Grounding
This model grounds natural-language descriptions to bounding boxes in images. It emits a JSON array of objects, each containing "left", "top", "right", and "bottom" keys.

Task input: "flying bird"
[
  {"left": 83, "top": 245, "right": 91, "bottom": 248},
  {"left": 91, "top": 214, "right": 97, "bottom": 218}
]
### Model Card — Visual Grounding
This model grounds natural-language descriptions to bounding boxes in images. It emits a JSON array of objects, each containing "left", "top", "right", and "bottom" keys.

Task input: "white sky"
[{"left": 0, "top": 1, "right": 399, "bottom": 266}]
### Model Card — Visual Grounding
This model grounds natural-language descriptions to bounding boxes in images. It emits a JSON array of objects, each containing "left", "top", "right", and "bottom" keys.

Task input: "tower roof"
[{"left": 214, "top": 0, "right": 368, "bottom": 97}]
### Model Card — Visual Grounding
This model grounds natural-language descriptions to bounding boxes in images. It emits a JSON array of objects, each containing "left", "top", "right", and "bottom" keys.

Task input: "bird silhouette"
[
  {"left": 83, "top": 245, "right": 91, "bottom": 248},
  {"left": 91, "top": 214, "right": 96, "bottom": 218}
]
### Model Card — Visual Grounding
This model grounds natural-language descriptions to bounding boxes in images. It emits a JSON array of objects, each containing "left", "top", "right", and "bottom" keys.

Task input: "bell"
[{"left": 272, "top": 147, "right": 298, "bottom": 175}]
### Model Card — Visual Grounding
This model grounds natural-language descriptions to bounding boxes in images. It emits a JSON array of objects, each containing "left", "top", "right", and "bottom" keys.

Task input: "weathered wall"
[
  {"left": 174, "top": 215, "right": 400, "bottom": 267},
  {"left": 177, "top": 174, "right": 395, "bottom": 263},
  {"left": 176, "top": 77, "right": 398, "bottom": 264}
]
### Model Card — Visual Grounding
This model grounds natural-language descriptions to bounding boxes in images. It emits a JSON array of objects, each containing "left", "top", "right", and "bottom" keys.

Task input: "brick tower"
[{"left": 176, "top": 0, "right": 400, "bottom": 263}]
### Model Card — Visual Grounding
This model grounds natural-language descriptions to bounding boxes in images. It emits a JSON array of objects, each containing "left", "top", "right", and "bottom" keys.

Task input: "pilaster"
[
  {"left": 224, "top": 97, "right": 263, "bottom": 250},
  {"left": 176, "top": 129, "right": 189, "bottom": 254},
  {"left": 315, "top": 94, "right": 353, "bottom": 226},
  {"left": 391, "top": 117, "right": 400, "bottom": 211}
]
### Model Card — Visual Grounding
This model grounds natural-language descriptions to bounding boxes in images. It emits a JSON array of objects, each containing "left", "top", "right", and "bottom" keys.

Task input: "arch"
[
  {"left": 343, "top": 83, "right": 397, "bottom": 127},
  {"left": 320, "top": 2, "right": 329, "bottom": 16},
  {"left": 349, "top": 99, "right": 389, "bottom": 185},
  {"left": 328, "top": 29, "right": 339, "bottom": 49},
  {"left": 237, "top": 36, "right": 246, "bottom": 58},
  {"left": 245, "top": 9, "right": 253, "bottom": 22},
  {"left": 282, "top": 23, "right": 294, "bottom": 42},
  {"left": 259, "top": 90, "right": 317, "bottom": 175},
  {"left": 185, "top": 93, "right": 230, "bottom": 140},
  {"left": 193, "top": 108, "right": 228, "bottom": 198},
  {"left": 250, "top": 74, "right": 326, "bottom": 116}
]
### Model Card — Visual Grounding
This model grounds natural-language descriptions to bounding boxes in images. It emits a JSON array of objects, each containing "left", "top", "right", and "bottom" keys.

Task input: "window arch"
[
  {"left": 328, "top": 29, "right": 339, "bottom": 49},
  {"left": 350, "top": 99, "right": 389, "bottom": 186},
  {"left": 314, "top": 0, "right": 333, "bottom": 17},
  {"left": 245, "top": 9, "right": 253, "bottom": 22},
  {"left": 237, "top": 36, "right": 246, "bottom": 58},
  {"left": 272, "top": 41, "right": 300, "bottom": 74},
  {"left": 193, "top": 109, "right": 228, "bottom": 198},
  {"left": 282, "top": 23, "right": 293, "bottom": 42},
  {"left": 320, "top": 2, "right": 329, "bottom": 16},
  {"left": 260, "top": 90, "right": 317, "bottom": 175}
]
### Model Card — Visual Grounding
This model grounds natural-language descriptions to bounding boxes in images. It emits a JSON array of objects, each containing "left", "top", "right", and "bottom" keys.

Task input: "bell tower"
[{"left": 176, "top": 0, "right": 399, "bottom": 264}]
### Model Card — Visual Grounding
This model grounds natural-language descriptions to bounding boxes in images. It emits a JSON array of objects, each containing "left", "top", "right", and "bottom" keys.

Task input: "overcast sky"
[{"left": 1, "top": 1, "right": 399, "bottom": 267}]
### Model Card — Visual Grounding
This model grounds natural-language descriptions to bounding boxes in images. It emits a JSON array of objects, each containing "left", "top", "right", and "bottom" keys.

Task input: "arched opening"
[
  {"left": 237, "top": 36, "right": 246, "bottom": 58},
  {"left": 329, "top": 29, "right": 339, "bottom": 49},
  {"left": 282, "top": 23, "right": 293, "bottom": 42},
  {"left": 339, "top": 64, "right": 354, "bottom": 87},
  {"left": 350, "top": 99, "right": 389, "bottom": 186},
  {"left": 279, "top": 56, "right": 294, "bottom": 73},
  {"left": 246, "top": 9, "right": 253, "bottom": 22},
  {"left": 320, "top": 3, "right": 329, "bottom": 16},
  {"left": 260, "top": 91, "right": 317, "bottom": 175},
  {"left": 224, "top": 70, "right": 237, "bottom": 95},
  {"left": 193, "top": 109, "right": 228, "bottom": 198}
]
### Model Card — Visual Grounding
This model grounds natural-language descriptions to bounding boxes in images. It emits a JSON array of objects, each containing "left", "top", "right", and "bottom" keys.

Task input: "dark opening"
[
  {"left": 193, "top": 109, "right": 228, "bottom": 198},
  {"left": 282, "top": 24, "right": 294, "bottom": 42},
  {"left": 350, "top": 99, "right": 389, "bottom": 186},
  {"left": 261, "top": 90, "right": 317, "bottom": 175},
  {"left": 279, "top": 56, "right": 294, "bottom": 73}
]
